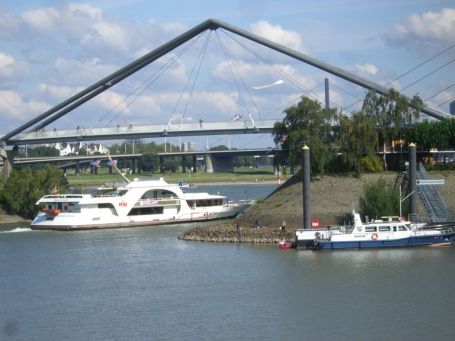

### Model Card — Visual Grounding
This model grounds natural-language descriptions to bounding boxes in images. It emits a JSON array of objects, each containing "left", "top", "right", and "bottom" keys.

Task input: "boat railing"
[{"left": 227, "top": 199, "right": 254, "bottom": 206}]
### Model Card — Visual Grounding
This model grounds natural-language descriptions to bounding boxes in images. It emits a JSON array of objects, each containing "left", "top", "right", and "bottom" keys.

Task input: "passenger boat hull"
[
  {"left": 298, "top": 232, "right": 455, "bottom": 250},
  {"left": 31, "top": 204, "right": 249, "bottom": 231}
]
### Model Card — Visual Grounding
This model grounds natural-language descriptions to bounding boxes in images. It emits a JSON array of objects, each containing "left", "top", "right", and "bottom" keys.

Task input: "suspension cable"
[
  {"left": 400, "top": 58, "right": 455, "bottom": 92},
  {"left": 425, "top": 83, "right": 455, "bottom": 101},
  {"left": 215, "top": 30, "right": 262, "bottom": 119},
  {"left": 170, "top": 30, "right": 211, "bottom": 125},
  {"left": 96, "top": 33, "right": 203, "bottom": 128}
]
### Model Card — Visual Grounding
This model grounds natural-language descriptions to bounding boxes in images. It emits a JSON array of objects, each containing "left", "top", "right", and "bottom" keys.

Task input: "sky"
[{"left": 0, "top": 0, "right": 454, "bottom": 150}]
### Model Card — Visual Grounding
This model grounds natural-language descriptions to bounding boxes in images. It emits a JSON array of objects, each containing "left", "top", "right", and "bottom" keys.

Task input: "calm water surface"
[{"left": 1, "top": 184, "right": 455, "bottom": 340}]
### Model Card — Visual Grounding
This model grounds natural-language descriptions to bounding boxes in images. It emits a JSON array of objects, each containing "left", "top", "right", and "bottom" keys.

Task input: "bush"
[
  {"left": 359, "top": 178, "right": 400, "bottom": 220},
  {"left": 0, "top": 165, "right": 68, "bottom": 219},
  {"left": 361, "top": 154, "right": 384, "bottom": 173}
]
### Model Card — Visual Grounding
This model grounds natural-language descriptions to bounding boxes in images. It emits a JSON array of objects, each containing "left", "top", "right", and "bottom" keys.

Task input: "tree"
[
  {"left": 0, "top": 165, "right": 69, "bottom": 218},
  {"left": 403, "top": 119, "right": 455, "bottom": 150},
  {"left": 27, "top": 145, "right": 59, "bottom": 157},
  {"left": 209, "top": 145, "right": 229, "bottom": 151},
  {"left": 359, "top": 178, "right": 400, "bottom": 220},
  {"left": 362, "top": 89, "right": 423, "bottom": 169},
  {"left": 273, "top": 96, "right": 338, "bottom": 175},
  {"left": 338, "top": 111, "right": 378, "bottom": 175}
]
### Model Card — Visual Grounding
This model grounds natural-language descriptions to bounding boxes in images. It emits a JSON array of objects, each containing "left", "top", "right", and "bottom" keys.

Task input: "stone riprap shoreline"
[{"left": 178, "top": 223, "right": 295, "bottom": 243}]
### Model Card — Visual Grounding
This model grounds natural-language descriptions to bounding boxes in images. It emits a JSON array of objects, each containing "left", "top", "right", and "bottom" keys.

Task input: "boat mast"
[{"left": 107, "top": 153, "right": 130, "bottom": 184}]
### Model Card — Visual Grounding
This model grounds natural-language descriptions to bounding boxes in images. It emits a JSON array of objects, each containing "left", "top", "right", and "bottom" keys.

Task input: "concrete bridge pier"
[
  {"left": 75, "top": 161, "right": 80, "bottom": 175},
  {"left": 192, "top": 155, "right": 197, "bottom": 173},
  {"left": 1, "top": 146, "right": 19, "bottom": 182},
  {"left": 182, "top": 155, "right": 186, "bottom": 173},
  {"left": 132, "top": 158, "right": 137, "bottom": 174},
  {"left": 159, "top": 156, "right": 164, "bottom": 173},
  {"left": 205, "top": 154, "right": 213, "bottom": 173}
]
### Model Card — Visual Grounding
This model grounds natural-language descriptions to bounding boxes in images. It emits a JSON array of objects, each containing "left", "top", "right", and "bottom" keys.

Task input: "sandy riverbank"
[{"left": 0, "top": 208, "right": 30, "bottom": 225}]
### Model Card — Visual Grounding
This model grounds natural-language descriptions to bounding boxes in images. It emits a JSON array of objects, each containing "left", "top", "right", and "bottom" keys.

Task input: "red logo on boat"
[{"left": 119, "top": 202, "right": 127, "bottom": 207}]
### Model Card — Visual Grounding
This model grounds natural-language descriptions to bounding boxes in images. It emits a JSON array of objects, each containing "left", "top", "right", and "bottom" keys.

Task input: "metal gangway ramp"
[{"left": 416, "top": 162, "right": 450, "bottom": 222}]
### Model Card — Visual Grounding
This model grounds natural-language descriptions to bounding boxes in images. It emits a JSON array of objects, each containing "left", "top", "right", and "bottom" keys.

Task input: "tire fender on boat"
[{"left": 371, "top": 232, "right": 379, "bottom": 240}]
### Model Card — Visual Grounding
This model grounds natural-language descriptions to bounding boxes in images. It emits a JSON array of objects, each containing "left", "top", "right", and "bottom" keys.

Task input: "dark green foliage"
[
  {"left": 140, "top": 153, "right": 160, "bottom": 172},
  {"left": 162, "top": 158, "right": 179, "bottom": 173},
  {"left": 27, "top": 145, "right": 60, "bottom": 157},
  {"left": 0, "top": 165, "right": 68, "bottom": 219},
  {"left": 361, "top": 155, "right": 384, "bottom": 173},
  {"left": 362, "top": 89, "right": 422, "bottom": 169},
  {"left": 338, "top": 111, "right": 378, "bottom": 175},
  {"left": 209, "top": 145, "right": 229, "bottom": 151},
  {"left": 273, "top": 96, "right": 338, "bottom": 175},
  {"left": 403, "top": 119, "right": 455, "bottom": 150},
  {"left": 359, "top": 178, "right": 400, "bottom": 219}
]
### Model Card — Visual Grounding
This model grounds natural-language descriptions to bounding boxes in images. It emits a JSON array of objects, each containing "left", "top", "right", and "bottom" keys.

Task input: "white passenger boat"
[
  {"left": 296, "top": 211, "right": 455, "bottom": 250},
  {"left": 31, "top": 178, "right": 251, "bottom": 231}
]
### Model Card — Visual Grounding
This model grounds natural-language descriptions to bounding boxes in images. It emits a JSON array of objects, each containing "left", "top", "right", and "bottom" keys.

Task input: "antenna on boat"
[{"left": 106, "top": 153, "right": 130, "bottom": 184}]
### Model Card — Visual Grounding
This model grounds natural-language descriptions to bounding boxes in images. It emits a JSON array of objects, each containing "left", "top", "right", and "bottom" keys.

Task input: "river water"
[{"left": 1, "top": 183, "right": 455, "bottom": 340}]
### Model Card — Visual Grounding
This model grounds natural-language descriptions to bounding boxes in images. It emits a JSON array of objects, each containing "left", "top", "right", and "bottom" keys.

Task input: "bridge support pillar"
[
  {"left": 132, "top": 158, "right": 137, "bottom": 174},
  {"left": 1, "top": 147, "right": 19, "bottom": 182},
  {"left": 181, "top": 156, "right": 186, "bottom": 173},
  {"left": 205, "top": 154, "right": 213, "bottom": 173},
  {"left": 159, "top": 156, "right": 164, "bottom": 173},
  {"left": 192, "top": 155, "right": 197, "bottom": 173},
  {"left": 75, "top": 161, "right": 80, "bottom": 175},
  {"left": 408, "top": 143, "right": 417, "bottom": 222},
  {"left": 137, "top": 159, "right": 142, "bottom": 174},
  {"left": 209, "top": 154, "right": 235, "bottom": 173}
]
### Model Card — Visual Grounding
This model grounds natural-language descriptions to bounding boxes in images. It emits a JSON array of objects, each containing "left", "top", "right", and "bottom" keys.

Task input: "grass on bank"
[{"left": 65, "top": 166, "right": 280, "bottom": 187}]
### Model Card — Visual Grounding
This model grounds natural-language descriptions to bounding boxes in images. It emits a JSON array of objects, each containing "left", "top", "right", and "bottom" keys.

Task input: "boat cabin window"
[
  {"left": 141, "top": 189, "right": 176, "bottom": 200},
  {"left": 187, "top": 199, "right": 223, "bottom": 208},
  {"left": 128, "top": 207, "right": 164, "bottom": 216},
  {"left": 98, "top": 203, "right": 115, "bottom": 210},
  {"left": 398, "top": 225, "right": 408, "bottom": 231},
  {"left": 365, "top": 226, "right": 377, "bottom": 232},
  {"left": 378, "top": 226, "right": 391, "bottom": 232}
]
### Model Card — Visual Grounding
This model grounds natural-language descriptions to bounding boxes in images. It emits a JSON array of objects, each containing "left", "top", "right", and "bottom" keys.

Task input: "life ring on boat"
[{"left": 371, "top": 232, "right": 379, "bottom": 240}]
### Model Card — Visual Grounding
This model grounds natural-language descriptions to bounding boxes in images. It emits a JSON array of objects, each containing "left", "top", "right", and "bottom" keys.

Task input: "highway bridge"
[{"left": 4, "top": 148, "right": 280, "bottom": 174}]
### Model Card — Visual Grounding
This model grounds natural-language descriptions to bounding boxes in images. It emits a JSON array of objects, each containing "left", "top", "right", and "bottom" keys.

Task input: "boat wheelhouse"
[{"left": 31, "top": 178, "right": 251, "bottom": 231}]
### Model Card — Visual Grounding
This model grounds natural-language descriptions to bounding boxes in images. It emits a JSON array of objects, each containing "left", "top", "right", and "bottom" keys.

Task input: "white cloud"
[
  {"left": 52, "top": 57, "right": 118, "bottom": 86},
  {"left": 212, "top": 60, "right": 315, "bottom": 91},
  {"left": 38, "top": 83, "right": 79, "bottom": 100},
  {"left": 250, "top": 20, "right": 306, "bottom": 53},
  {"left": 384, "top": 8, "right": 455, "bottom": 52},
  {"left": 0, "top": 90, "right": 49, "bottom": 121},
  {"left": 0, "top": 52, "right": 28, "bottom": 81},
  {"left": 21, "top": 7, "right": 60, "bottom": 32},
  {"left": 354, "top": 63, "right": 379, "bottom": 76}
]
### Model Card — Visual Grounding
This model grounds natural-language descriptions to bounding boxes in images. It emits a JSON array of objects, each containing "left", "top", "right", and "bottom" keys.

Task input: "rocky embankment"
[
  {"left": 178, "top": 223, "right": 295, "bottom": 243},
  {"left": 179, "top": 171, "right": 455, "bottom": 243}
]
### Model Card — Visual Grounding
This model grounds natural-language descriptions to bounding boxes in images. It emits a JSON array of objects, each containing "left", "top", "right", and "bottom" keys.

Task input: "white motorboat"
[
  {"left": 31, "top": 178, "right": 251, "bottom": 231},
  {"left": 296, "top": 211, "right": 455, "bottom": 250}
]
